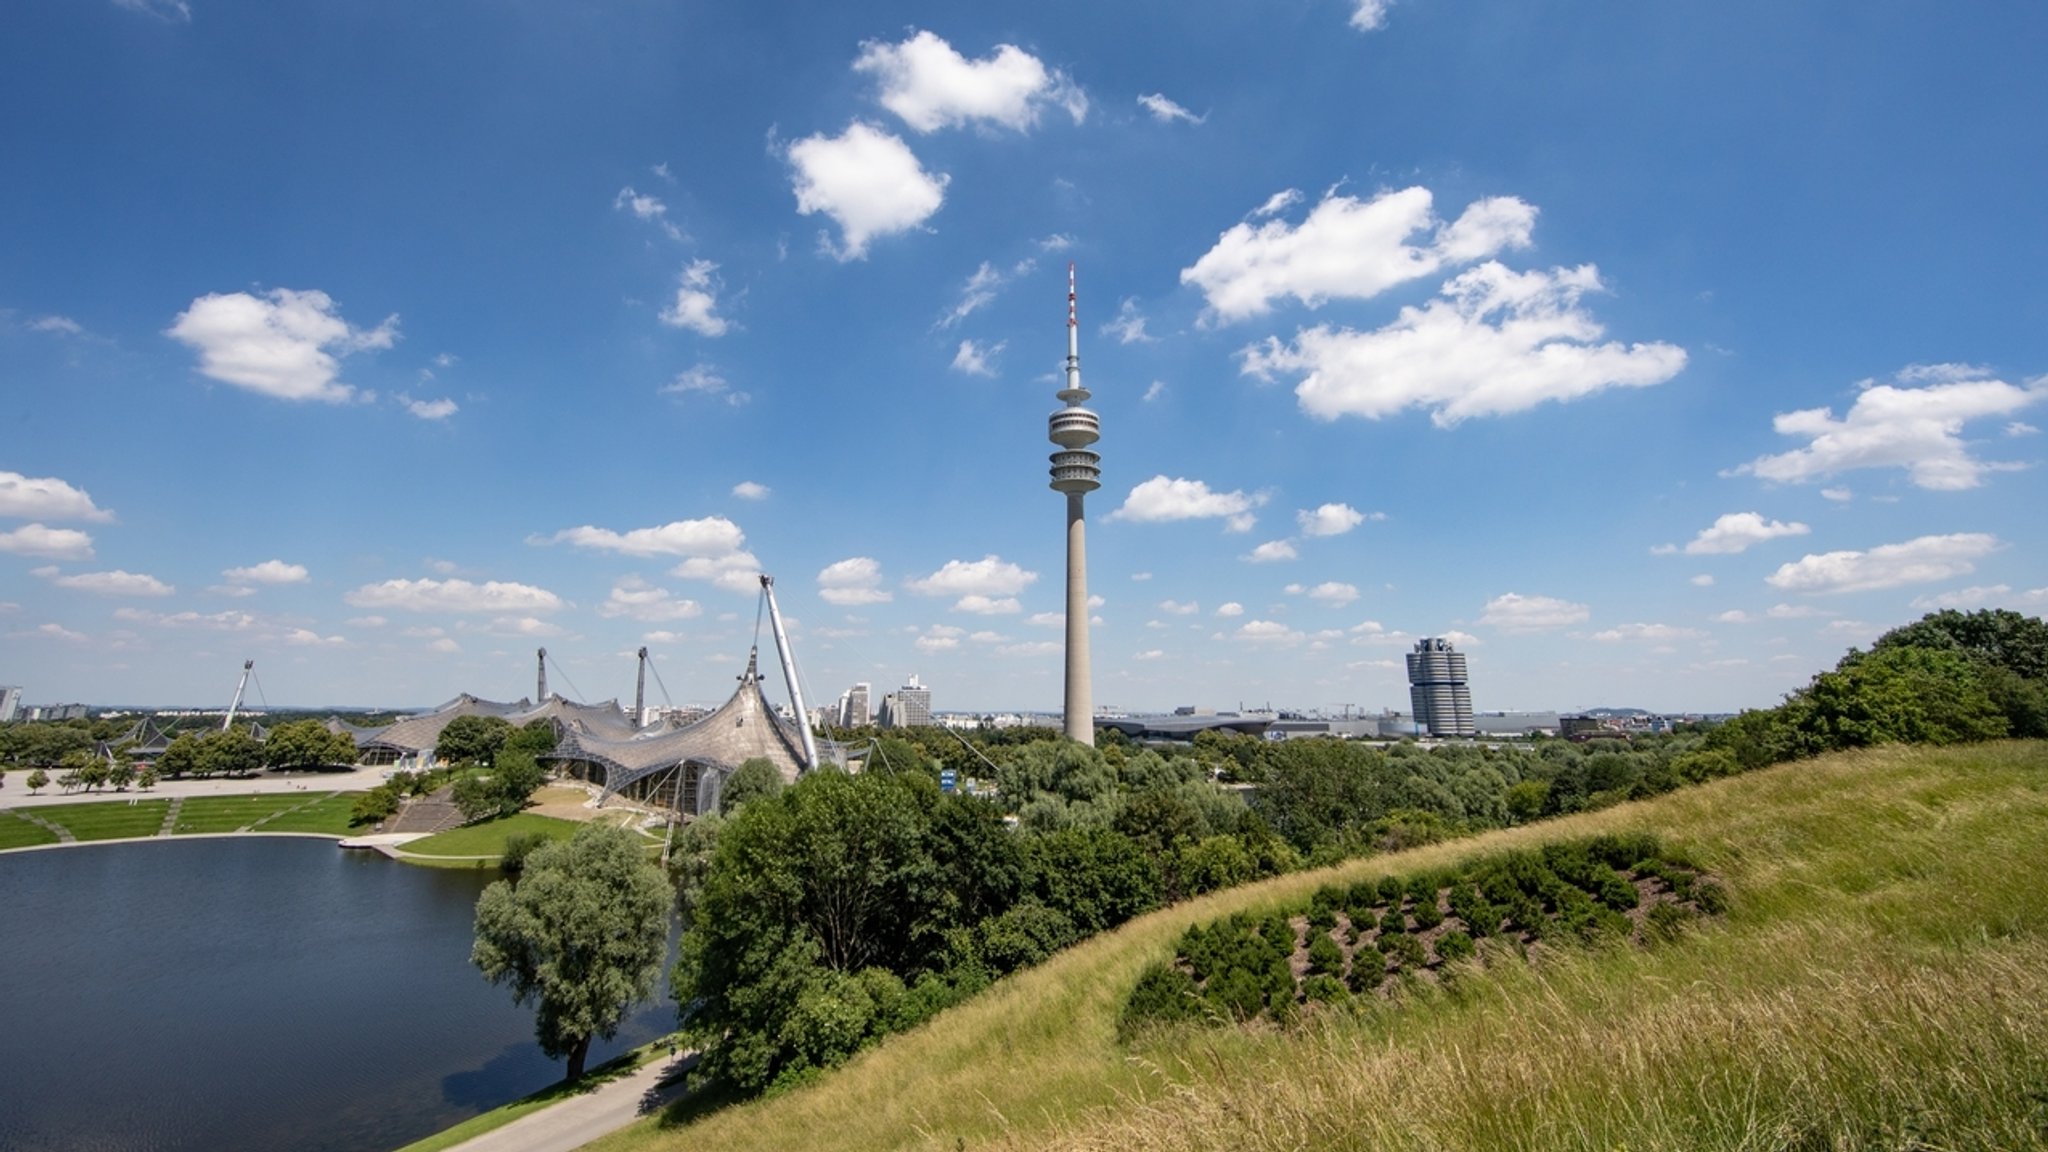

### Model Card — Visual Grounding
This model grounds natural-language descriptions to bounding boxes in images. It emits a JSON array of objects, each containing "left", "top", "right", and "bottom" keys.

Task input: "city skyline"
[{"left": 3, "top": 2, "right": 2045, "bottom": 714}]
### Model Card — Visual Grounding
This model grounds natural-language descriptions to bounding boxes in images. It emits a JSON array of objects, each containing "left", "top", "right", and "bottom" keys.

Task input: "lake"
[{"left": 0, "top": 837, "right": 675, "bottom": 1152}]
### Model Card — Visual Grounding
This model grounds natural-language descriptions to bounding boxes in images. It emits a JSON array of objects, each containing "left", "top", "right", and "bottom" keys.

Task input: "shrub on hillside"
[
  {"left": 1306, "top": 932, "right": 1344, "bottom": 977},
  {"left": 1435, "top": 929, "right": 1475, "bottom": 964}
]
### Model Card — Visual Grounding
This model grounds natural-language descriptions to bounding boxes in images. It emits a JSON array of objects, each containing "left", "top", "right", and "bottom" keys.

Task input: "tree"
[
  {"left": 263, "top": 720, "right": 358, "bottom": 771},
  {"left": 157, "top": 733, "right": 203, "bottom": 778},
  {"left": 437, "top": 715, "right": 514, "bottom": 768},
  {"left": 472, "top": 823, "right": 672, "bottom": 1081},
  {"left": 452, "top": 749, "right": 548, "bottom": 822},
  {"left": 719, "top": 757, "right": 785, "bottom": 815},
  {"left": 26, "top": 768, "right": 48, "bottom": 794},
  {"left": 200, "top": 728, "right": 265, "bottom": 777},
  {"left": 1797, "top": 646, "right": 2009, "bottom": 749},
  {"left": 136, "top": 764, "right": 159, "bottom": 791},
  {"left": 108, "top": 758, "right": 137, "bottom": 791},
  {"left": 1868, "top": 609, "right": 2048, "bottom": 681}
]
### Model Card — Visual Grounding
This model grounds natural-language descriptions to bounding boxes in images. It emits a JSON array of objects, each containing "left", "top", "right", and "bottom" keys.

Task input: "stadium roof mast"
[
  {"left": 222, "top": 659, "right": 255, "bottom": 731},
  {"left": 634, "top": 646, "right": 649, "bottom": 727},
  {"left": 1049, "top": 263, "right": 1101, "bottom": 746},
  {"left": 536, "top": 648, "right": 548, "bottom": 702},
  {"left": 759, "top": 574, "right": 821, "bottom": 771}
]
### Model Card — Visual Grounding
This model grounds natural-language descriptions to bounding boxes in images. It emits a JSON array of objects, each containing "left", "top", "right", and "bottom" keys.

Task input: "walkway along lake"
[{"left": 0, "top": 836, "right": 674, "bottom": 1152}]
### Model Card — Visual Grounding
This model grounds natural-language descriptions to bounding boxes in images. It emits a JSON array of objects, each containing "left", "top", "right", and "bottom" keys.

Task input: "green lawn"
[
  {"left": 399, "top": 812, "right": 582, "bottom": 861},
  {"left": 172, "top": 794, "right": 311, "bottom": 834},
  {"left": 34, "top": 799, "right": 171, "bottom": 842},
  {"left": 586, "top": 741, "right": 2048, "bottom": 1152},
  {"left": 0, "top": 810, "right": 61, "bottom": 850},
  {"left": 255, "top": 793, "right": 357, "bottom": 836}
]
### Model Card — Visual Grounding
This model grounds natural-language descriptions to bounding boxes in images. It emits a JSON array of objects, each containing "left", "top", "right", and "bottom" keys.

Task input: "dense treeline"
[{"left": 669, "top": 609, "right": 2048, "bottom": 1098}]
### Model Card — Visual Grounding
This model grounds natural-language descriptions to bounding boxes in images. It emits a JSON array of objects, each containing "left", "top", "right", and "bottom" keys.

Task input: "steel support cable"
[{"left": 544, "top": 651, "right": 587, "bottom": 704}]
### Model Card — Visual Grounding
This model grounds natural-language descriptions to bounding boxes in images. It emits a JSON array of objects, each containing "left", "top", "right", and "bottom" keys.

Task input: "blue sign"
[{"left": 939, "top": 769, "right": 958, "bottom": 793}]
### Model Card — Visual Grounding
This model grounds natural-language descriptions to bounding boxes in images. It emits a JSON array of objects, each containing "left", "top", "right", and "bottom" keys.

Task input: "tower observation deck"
[{"left": 1050, "top": 264, "right": 1098, "bottom": 745}]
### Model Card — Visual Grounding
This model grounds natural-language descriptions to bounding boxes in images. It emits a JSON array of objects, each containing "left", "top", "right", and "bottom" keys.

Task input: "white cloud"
[
  {"left": 1766, "top": 533, "right": 2001, "bottom": 594},
  {"left": 1768, "top": 603, "right": 1828, "bottom": 619},
  {"left": 1027, "top": 611, "right": 1064, "bottom": 628},
  {"left": 2009, "top": 422, "right": 2041, "bottom": 437},
  {"left": 283, "top": 628, "right": 347, "bottom": 647},
  {"left": 915, "top": 624, "right": 967, "bottom": 653},
  {"left": 1350, "top": 0, "right": 1394, "bottom": 30},
  {"left": 670, "top": 552, "right": 764, "bottom": 594},
  {"left": 1108, "top": 475, "right": 1264, "bottom": 531},
  {"left": 998, "top": 640, "right": 1062, "bottom": 658},
  {"left": 112, "top": 0, "right": 190, "bottom": 22},
  {"left": 1296, "top": 502, "right": 1369, "bottom": 537},
  {"left": 429, "top": 637, "right": 461, "bottom": 654},
  {"left": 0, "top": 524, "right": 93, "bottom": 561},
  {"left": 1821, "top": 487, "right": 1853, "bottom": 502},
  {"left": 1243, "top": 262, "right": 1687, "bottom": 426},
  {"left": 598, "top": 575, "right": 702, "bottom": 621},
  {"left": 344, "top": 577, "right": 564, "bottom": 614},
  {"left": 955, "top": 595, "right": 1022, "bottom": 615},
  {"left": 0, "top": 470, "right": 114, "bottom": 522},
  {"left": 908, "top": 556, "right": 1036, "bottom": 613},
  {"left": 30, "top": 315, "right": 84, "bottom": 335},
  {"left": 1690, "top": 574, "right": 1716, "bottom": 587},
  {"left": 1137, "top": 92, "right": 1203, "bottom": 124},
  {"left": 114, "top": 607, "right": 257, "bottom": 631},
  {"left": 1182, "top": 186, "right": 1536, "bottom": 323},
  {"left": 1142, "top": 380, "right": 1166, "bottom": 403},
  {"left": 731, "top": 480, "right": 770, "bottom": 500},
  {"left": 818, "top": 557, "right": 893, "bottom": 606},
  {"left": 1590, "top": 622, "right": 1706, "bottom": 643},
  {"left": 1910, "top": 584, "right": 2048, "bottom": 611},
  {"left": 1102, "top": 298, "right": 1156, "bottom": 344},
  {"left": 1160, "top": 599, "right": 1200, "bottom": 616},
  {"left": 1303, "top": 581, "right": 1360, "bottom": 606},
  {"left": 939, "top": 262, "right": 1004, "bottom": 328},
  {"left": 855, "top": 30, "right": 1086, "bottom": 134},
  {"left": 661, "top": 364, "right": 748, "bottom": 406},
  {"left": 1251, "top": 189, "right": 1303, "bottom": 219},
  {"left": 538, "top": 517, "right": 746, "bottom": 558},
  {"left": 224, "top": 559, "right": 309, "bottom": 585},
  {"left": 614, "top": 185, "right": 685, "bottom": 241},
  {"left": 348, "top": 616, "right": 387, "bottom": 628},
  {"left": 478, "top": 616, "right": 567, "bottom": 638},
  {"left": 1655, "top": 512, "right": 1812, "bottom": 556},
  {"left": 788, "top": 121, "right": 948, "bottom": 260},
  {"left": 1715, "top": 610, "right": 1753, "bottom": 624},
  {"left": 401, "top": 394, "right": 458, "bottom": 420},
  {"left": 41, "top": 568, "right": 174, "bottom": 597},
  {"left": 166, "top": 288, "right": 397, "bottom": 403},
  {"left": 21, "top": 621, "right": 89, "bottom": 643},
  {"left": 660, "top": 259, "right": 730, "bottom": 336},
  {"left": 1245, "top": 540, "right": 1298, "bottom": 563},
  {"left": 1479, "top": 592, "right": 1589, "bottom": 632},
  {"left": 1730, "top": 368, "right": 2044, "bottom": 491},
  {"left": 952, "top": 338, "right": 1004, "bottom": 377},
  {"left": 1235, "top": 620, "right": 1305, "bottom": 645},
  {"left": 1439, "top": 629, "right": 1482, "bottom": 649}
]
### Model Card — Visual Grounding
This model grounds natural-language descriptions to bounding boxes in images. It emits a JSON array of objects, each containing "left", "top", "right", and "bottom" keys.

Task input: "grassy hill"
[{"left": 591, "top": 741, "right": 2048, "bottom": 1152}]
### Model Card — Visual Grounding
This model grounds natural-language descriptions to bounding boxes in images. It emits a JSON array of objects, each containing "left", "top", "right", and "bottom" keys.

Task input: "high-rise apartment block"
[
  {"left": 879, "top": 675, "right": 932, "bottom": 729},
  {"left": 835, "top": 682, "right": 871, "bottom": 728},
  {"left": 0, "top": 686, "right": 20, "bottom": 723},
  {"left": 1406, "top": 638, "right": 1475, "bottom": 738}
]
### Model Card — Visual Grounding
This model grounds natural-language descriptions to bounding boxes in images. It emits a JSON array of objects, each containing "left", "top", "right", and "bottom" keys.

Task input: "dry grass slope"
[{"left": 590, "top": 742, "right": 2048, "bottom": 1152}]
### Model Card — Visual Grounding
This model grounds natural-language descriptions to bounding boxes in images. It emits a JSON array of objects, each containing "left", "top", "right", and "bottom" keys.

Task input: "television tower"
[{"left": 1048, "top": 263, "right": 1101, "bottom": 746}]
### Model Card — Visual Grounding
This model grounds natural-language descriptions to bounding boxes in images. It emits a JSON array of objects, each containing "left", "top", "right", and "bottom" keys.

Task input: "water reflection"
[{"left": 0, "top": 838, "right": 675, "bottom": 1152}]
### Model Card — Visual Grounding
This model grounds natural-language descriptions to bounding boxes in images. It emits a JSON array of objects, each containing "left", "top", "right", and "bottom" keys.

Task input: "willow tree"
[{"left": 472, "top": 823, "right": 672, "bottom": 1080}]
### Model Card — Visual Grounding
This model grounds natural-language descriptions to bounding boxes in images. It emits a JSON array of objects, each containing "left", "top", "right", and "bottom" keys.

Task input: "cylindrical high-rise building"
[
  {"left": 1406, "top": 637, "right": 1475, "bottom": 738},
  {"left": 1049, "top": 264, "right": 1100, "bottom": 746}
]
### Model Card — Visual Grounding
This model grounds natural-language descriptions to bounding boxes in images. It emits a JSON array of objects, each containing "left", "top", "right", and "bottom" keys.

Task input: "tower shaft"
[{"left": 1064, "top": 493, "right": 1093, "bottom": 744}]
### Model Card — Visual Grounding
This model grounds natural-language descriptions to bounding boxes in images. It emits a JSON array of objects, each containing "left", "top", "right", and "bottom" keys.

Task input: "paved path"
[
  {"left": 0, "top": 765, "right": 386, "bottom": 809},
  {"left": 443, "top": 1052, "right": 695, "bottom": 1152}
]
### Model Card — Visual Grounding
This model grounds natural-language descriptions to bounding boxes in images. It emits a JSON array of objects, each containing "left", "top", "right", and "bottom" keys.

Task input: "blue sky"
[{"left": 3, "top": 0, "right": 2044, "bottom": 715}]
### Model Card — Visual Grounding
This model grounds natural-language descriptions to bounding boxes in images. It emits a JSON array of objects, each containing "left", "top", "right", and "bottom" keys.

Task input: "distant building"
[
  {"left": 1559, "top": 714, "right": 1611, "bottom": 740},
  {"left": 836, "top": 682, "right": 871, "bottom": 728},
  {"left": 880, "top": 675, "right": 933, "bottom": 728},
  {"left": 1406, "top": 638, "right": 1475, "bottom": 738},
  {"left": 0, "top": 686, "right": 20, "bottom": 723},
  {"left": 1473, "top": 711, "right": 1561, "bottom": 737}
]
